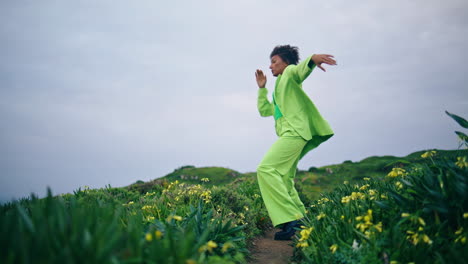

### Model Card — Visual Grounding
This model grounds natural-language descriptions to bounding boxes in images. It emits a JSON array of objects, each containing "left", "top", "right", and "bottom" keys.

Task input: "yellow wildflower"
[
  {"left": 155, "top": 230, "right": 163, "bottom": 239},
  {"left": 401, "top": 213, "right": 410, "bottom": 218},
  {"left": 351, "top": 192, "right": 366, "bottom": 200},
  {"left": 221, "top": 242, "right": 234, "bottom": 253},
  {"left": 422, "top": 234, "right": 432, "bottom": 244},
  {"left": 201, "top": 178, "right": 210, "bottom": 182},
  {"left": 296, "top": 241, "right": 309, "bottom": 248},
  {"left": 317, "top": 198, "right": 330, "bottom": 204},
  {"left": 395, "top": 181, "right": 403, "bottom": 190},
  {"left": 356, "top": 222, "right": 367, "bottom": 232},
  {"left": 201, "top": 190, "right": 212, "bottom": 203},
  {"left": 363, "top": 177, "right": 370, "bottom": 181},
  {"left": 418, "top": 217, "right": 426, "bottom": 226},
  {"left": 464, "top": 212, "right": 468, "bottom": 218},
  {"left": 317, "top": 213, "right": 326, "bottom": 220},
  {"left": 343, "top": 181, "right": 349, "bottom": 184},
  {"left": 298, "top": 227, "right": 314, "bottom": 241},
  {"left": 329, "top": 244, "right": 338, "bottom": 254},
  {"left": 355, "top": 210, "right": 374, "bottom": 235},
  {"left": 199, "top": 240, "right": 218, "bottom": 253},
  {"left": 207, "top": 241, "right": 217, "bottom": 252},
  {"left": 406, "top": 230, "right": 419, "bottom": 245},
  {"left": 166, "top": 215, "right": 183, "bottom": 222},
  {"left": 145, "top": 233, "right": 153, "bottom": 242},
  {"left": 375, "top": 222, "right": 383, "bottom": 232},
  {"left": 142, "top": 205, "right": 155, "bottom": 211},
  {"left": 341, "top": 196, "right": 351, "bottom": 203},
  {"left": 421, "top": 150, "right": 436, "bottom": 159},
  {"left": 456, "top": 157, "right": 468, "bottom": 168},
  {"left": 455, "top": 236, "right": 466, "bottom": 244},
  {"left": 144, "top": 192, "right": 156, "bottom": 197},
  {"left": 359, "top": 184, "right": 370, "bottom": 191},
  {"left": 342, "top": 192, "right": 365, "bottom": 203},
  {"left": 455, "top": 227, "right": 466, "bottom": 244},
  {"left": 387, "top": 168, "right": 407, "bottom": 178}
]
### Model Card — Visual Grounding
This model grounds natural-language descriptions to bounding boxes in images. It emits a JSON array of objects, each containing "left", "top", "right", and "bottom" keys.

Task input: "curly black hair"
[{"left": 270, "top": 45, "right": 300, "bottom": 65}]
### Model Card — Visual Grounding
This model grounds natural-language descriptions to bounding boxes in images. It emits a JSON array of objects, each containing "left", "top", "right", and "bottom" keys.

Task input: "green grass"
[
  {"left": 2, "top": 148, "right": 466, "bottom": 263},
  {"left": 292, "top": 152, "right": 468, "bottom": 264},
  {"left": 296, "top": 149, "right": 468, "bottom": 201},
  {"left": 0, "top": 177, "right": 269, "bottom": 263}
]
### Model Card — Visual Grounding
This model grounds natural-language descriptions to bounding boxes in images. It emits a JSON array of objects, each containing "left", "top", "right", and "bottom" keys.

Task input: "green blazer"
[{"left": 257, "top": 55, "right": 334, "bottom": 159}]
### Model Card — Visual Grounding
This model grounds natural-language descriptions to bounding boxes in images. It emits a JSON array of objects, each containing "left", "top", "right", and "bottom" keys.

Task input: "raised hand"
[
  {"left": 255, "top": 69, "right": 267, "bottom": 88},
  {"left": 311, "top": 54, "right": 337, "bottom": 72}
]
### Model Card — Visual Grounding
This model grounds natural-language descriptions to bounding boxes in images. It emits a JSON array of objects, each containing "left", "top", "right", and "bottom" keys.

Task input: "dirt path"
[{"left": 248, "top": 228, "right": 294, "bottom": 264}]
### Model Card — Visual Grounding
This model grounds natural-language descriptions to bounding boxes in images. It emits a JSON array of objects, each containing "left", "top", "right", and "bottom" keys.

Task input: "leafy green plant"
[
  {"left": 0, "top": 178, "right": 268, "bottom": 263},
  {"left": 293, "top": 112, "right": 468, "bottom": 264},
  {"left": 446, "top": 111, "right": 468, "bottom": 149}
]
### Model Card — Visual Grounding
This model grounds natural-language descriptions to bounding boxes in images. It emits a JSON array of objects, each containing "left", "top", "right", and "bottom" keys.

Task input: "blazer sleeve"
[
  {"left": 287, "top": 55, "right": 317, "bottom": 84},
  {"left": 257, "top": 88, "right": 274, "bottom": 117}
]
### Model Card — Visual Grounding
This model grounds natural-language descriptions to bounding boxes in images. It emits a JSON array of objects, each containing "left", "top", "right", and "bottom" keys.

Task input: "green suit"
[{"left": 256, "top": 55, "right": 334, "bottom": 227}]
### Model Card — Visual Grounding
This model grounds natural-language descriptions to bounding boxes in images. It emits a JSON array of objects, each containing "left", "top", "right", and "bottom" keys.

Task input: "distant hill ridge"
[{"left": 129, "top": 148, "right": 467, "bottom": 200}]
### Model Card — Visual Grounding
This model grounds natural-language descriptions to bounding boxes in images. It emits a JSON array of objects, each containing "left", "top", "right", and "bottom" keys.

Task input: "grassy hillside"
[
  {"left": 128, "top": 148, "right": 468, "bottom": 202},
  {"left": 2, "top": 148, "right": 466, "bottom": 263},
  {"left": 297, "top": 148, "right": 468, "bottom": 200},
  {"left": 162, "top": 166, "right": 242, "bottom": 186}
]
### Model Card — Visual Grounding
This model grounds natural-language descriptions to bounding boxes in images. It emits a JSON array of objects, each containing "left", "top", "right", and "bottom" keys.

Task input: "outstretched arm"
[
  {"left": 289, "top": 54, "right": 337, "bottom": 83},
  {"left": 310, "top": 54, "right": 337, "bottom": 72}
]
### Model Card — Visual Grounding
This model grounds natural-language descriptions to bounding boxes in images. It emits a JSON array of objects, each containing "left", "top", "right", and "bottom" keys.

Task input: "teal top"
[{"left": 272, "top": 93, "right": 283, "bottom": 120}]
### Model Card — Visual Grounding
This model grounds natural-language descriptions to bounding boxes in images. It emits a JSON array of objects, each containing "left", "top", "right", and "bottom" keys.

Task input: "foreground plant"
[
  {"left": 0, "top": 177, "right": 268, "bottom": 263},
  {"left": 293, "top": 111, "right": 468, "bottom": 263}
]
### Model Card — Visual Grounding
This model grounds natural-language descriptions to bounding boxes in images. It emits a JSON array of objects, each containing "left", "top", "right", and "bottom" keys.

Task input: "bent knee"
[
  {"left": 257, "top": 164, "right": 272, "bottom": 173},
  {"left": 256, "top": 164, "right": 276, "bottom": 179}
]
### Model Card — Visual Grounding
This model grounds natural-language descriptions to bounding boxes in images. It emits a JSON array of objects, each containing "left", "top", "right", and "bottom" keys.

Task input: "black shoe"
[
  {"left": 274, "top": 220, "right": 301, "bottom": 240},
  {"left": 279, "top": 220, "right": 302, "bottom": 231}
]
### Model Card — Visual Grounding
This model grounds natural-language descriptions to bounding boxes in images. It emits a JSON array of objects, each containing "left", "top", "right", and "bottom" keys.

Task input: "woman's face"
[{"left": 269, "top": 55, "right": 288, "bottom": 77}]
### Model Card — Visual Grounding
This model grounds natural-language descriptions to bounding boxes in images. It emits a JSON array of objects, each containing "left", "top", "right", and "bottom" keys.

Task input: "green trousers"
[{"left": 257, "top": 117, "right": 307, "bottom": 227}]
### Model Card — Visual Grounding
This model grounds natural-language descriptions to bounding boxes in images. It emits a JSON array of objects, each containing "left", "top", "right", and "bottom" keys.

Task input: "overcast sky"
[{"left": 1, "top": 0, "right": 467, "bottom": 202}]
